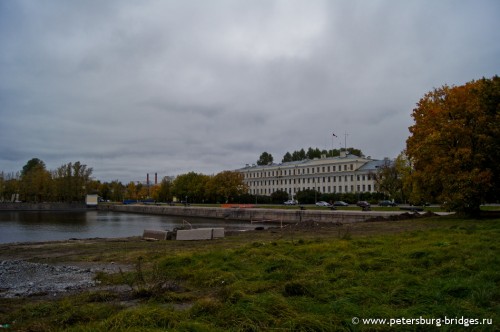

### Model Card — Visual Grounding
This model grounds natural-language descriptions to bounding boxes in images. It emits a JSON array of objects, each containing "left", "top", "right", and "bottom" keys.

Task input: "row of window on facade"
[
  {"left": 250, "top": 184, "right": 373, "bottom": 195},
  {"left": 244, "top": 164, "right": 357, "bottom": 179},
  {"left": 245, "top": 174, "right": 374, "bottom": 187}
]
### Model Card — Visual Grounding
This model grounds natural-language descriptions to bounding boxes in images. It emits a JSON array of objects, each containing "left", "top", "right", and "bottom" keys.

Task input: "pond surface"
[{"left": 0, "top": 211, "right": 262, "bottom": 244}]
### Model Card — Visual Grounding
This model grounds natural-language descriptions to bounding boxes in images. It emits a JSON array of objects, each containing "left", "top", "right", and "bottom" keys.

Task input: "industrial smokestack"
[
  {"left": 147, "top": 173, "right": 149, "bottom": 186},
  {"left": 155, "top": 173, "right": 158, "bottom": 185}
]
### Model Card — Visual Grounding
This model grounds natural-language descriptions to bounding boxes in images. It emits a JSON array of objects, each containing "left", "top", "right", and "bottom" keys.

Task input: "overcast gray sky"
[{"left": 1, "top": 0, "right": 499, "bottom": 183}]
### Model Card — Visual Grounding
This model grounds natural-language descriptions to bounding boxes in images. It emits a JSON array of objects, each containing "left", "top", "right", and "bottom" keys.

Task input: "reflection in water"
[{"left": 0, "top": 210, "right": 266, "bottom": 244}]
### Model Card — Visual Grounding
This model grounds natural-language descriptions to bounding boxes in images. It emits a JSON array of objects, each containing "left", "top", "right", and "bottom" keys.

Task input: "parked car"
[
  {"left": 284, "top": 200, "right": 298, "bottom": 205},
  {"left": 315, "top": 201, "right": 332, "bottom": 207},
  {"left": 356, "top": 201, "right": 371, "bottom": 208},
  {"left": 378, "top": 200, "right": 397, "bottom": 207},
  {"left": 333, "top": 201, "right": 349, "bottom": 207}
]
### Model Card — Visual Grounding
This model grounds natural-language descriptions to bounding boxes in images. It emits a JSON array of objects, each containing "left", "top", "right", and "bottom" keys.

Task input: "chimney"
[
  {"left": 146, "top": 173, "right": 149, "bottom": 186},
  {"left": 155, "top": 173, "right": 158, "bottom": 185}
]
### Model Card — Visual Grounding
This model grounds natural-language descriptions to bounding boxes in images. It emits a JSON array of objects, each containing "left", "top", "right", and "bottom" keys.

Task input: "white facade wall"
[{"left": 237, "top": 155, "right": 380, "bottom": 197}]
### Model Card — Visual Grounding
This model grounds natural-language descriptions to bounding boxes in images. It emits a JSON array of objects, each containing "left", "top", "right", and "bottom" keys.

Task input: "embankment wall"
[
  {"left": 99, "top": 204, "right": 406, "bottom": 224},
  {"left": 0, "top": 202, "right": 88, "bottom": 211}
]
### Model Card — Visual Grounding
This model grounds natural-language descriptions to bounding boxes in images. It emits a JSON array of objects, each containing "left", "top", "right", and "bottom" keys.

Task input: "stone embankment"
[
  {"left": 99, "top": 204, "right": 408, "bottom": 224},
  {"left": 0, "top": 202, "right": 88, "bottom": 211}
]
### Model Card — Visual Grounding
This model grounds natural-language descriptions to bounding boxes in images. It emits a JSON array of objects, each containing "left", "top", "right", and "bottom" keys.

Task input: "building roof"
[
  {"left": 238, "top": 154, "right": 373, "bottom": 171},
  {"left": 357, "top": 159, "right": 391, "bottom": 171}
]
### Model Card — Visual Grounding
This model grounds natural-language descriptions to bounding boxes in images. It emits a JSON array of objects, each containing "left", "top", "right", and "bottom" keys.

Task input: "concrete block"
[
  {"left": 197, "top": 227, "right": 225, "bottom": 238},
  {"left": 143, "top": 229, "right": 168, "bottom": 240},
  {"left": 176, "top": 228, "right": 214, "bottom": 241}
]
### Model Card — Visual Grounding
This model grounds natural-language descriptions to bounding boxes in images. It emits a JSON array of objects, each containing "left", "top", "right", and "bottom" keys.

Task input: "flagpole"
[
  {"left": 332, "top": 132, "right": 337, "bottom": 157},
  {"left": 344, "top": 132, "right": 349, "bottom": 152}
]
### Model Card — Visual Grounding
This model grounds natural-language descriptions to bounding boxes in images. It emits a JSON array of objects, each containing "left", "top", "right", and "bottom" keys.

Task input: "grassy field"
[{"left": 0, "top": 215, "right": 499, "bottom": 331}]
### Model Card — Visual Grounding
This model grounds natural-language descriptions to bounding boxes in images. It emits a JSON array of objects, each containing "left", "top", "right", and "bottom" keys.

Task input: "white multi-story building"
[{"left": 236, "top": 152, "right": 388, "bottom": 198}]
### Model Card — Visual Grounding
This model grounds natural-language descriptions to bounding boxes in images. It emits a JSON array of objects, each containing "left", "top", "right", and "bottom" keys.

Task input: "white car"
[
  {"left": 315, "top": 201, "right": 332, "bottom": 207},
  {"left": 284, "top": 200, "right": 298, "bottom": 205}
]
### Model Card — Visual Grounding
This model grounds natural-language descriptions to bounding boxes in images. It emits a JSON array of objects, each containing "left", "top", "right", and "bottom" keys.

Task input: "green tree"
[
  {"left": 21, "top": 158, "right": 46, "bottom": 177},
  {"left": 306, "top": 147, "right": 322, "bottom": 159},
  {"left": 257, "top": 152, "right": 274, "bottom": 166},
  {"left": 156, "top": 177, "right": 174, "bottom": 202},
  {"left": 53, "top": 161, "right": 93, "bottom": 202},
  {"left": 282, "top": 152, "right": 293, "bottom": 163},
  {"left": 208, "top": 171, "right": 248, "bottom": 203},
  {"left": 374, "top": 154, "right": 412, "bottom": 203},
  {"left": 292, "top": 149, "right": 306, "bottom": 161},
  {"left": 1, "top": 173, "right": 20, "bottom": 202},
  {"left": 125, "top": 182, "right": 138, "bottom": 200},
  {"left": 406, "top": 76, "right": 500, "bottom": 215},
  {"left": 271, "top": 190, "right": 289, "bottom": 204},
  {"left": 20, "top": 158, "right": 53, "bottom": 202},
  {"left": 109, "top": 180, "right": 125, "bottom": 202},
  {"left": 172, "top": 172, "right": 210, "bottom": 203},
  {"left": 395, "top": 152, "right": 414, "bottom": 204},
  {"left": 296, "top": 189, "right": 321, "bottom": 204}
]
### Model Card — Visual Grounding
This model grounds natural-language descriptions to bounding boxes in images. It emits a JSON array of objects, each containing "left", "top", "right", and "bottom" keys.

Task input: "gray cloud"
[{"left": 1, "top": 0, "right": 499, "bottom": 182}]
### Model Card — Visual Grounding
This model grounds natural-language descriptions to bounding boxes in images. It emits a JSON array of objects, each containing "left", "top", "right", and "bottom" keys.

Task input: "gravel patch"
[{"left": 0, "top": 260, "right": 98, "bottom": 298}]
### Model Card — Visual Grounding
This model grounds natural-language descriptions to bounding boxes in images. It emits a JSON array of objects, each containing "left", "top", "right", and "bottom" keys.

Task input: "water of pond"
[{"left": 0, "top": 211, "right": 264, "bottom": 244}]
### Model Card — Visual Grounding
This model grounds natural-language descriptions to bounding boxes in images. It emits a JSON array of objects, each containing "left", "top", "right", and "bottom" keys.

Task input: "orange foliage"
[{"left": 406, "top": 76, "right": 499, "bottom": 215}]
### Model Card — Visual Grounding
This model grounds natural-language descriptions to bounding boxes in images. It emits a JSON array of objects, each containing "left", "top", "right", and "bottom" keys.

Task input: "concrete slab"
[
  {"left": 143, "top": 229, "right": 169, "bottom": 240},
  {"left": 198, "top": 227, "right": 224, "bottom": 238},
  {"left": 212, "top": 227, "right": 224, "bottom": 238},
  {"left": 176, "top": 228, "right": 213, "bottom": 241}
]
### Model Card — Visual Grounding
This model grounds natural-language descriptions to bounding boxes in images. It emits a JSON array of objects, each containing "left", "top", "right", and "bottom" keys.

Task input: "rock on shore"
[{"left": 0, "top": 260, "right": 97, "bottom": 298}]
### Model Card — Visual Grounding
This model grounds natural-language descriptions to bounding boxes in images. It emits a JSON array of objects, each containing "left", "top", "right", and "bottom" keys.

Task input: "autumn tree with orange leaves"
[{"left": 406, "top": 76, "right": 500, "bottom": 216}]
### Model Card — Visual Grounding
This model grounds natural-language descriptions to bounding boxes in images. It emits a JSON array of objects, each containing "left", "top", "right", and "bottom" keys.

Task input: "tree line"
[
  {"left": 0, "top": 159, "right": 248, "bottom": 204},
  {"left": 0, "top": 158, "right": 94, "bottom": 203},
  {"left": 257, "top": 147, "right": 363, "bottom": 165}
]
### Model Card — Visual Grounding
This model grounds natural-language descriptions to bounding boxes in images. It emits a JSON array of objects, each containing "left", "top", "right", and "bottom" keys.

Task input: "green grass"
[{"left": 1, "top": 216, "right": 499, "bottom": 331}]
